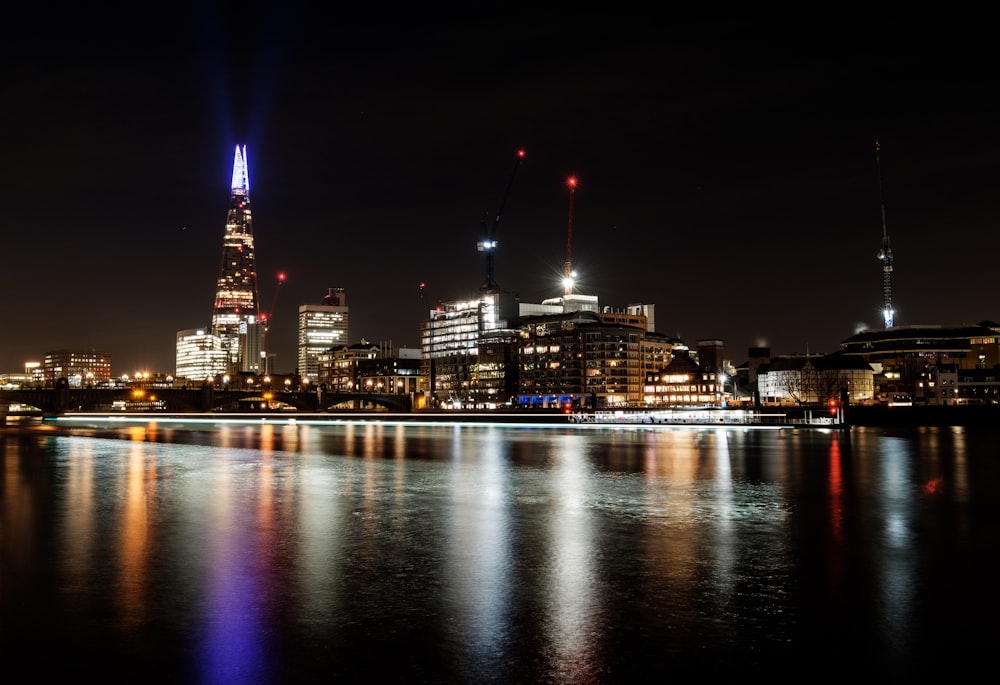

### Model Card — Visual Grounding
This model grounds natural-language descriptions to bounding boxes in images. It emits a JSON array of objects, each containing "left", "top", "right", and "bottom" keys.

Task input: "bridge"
[{"left": 0, "top": 382, "right": 412, "bottom": 418}]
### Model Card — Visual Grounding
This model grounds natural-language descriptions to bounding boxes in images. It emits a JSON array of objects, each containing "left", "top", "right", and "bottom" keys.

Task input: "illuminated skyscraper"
[
  {"left": 174, "top": 328, "right": 228, "bottom": 381},
  {"left": 211, "top": 145, "right": 265, "bottom": 373},
  {"left": 298, "top": 288, "right": 349, "bottom": 381}
]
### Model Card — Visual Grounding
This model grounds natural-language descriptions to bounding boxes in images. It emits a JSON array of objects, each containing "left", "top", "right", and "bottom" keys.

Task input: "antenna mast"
[
  {"left": 563, "top": 177, "right": 577, "bottom": 295},
  {"left": 875, "top": 139, "right": 895, "bottom": 328}
]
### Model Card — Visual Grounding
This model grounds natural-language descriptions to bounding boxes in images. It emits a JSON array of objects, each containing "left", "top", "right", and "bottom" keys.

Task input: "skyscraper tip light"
[{"left": 231, "top": 144, "right": 249, "bottom": 193}]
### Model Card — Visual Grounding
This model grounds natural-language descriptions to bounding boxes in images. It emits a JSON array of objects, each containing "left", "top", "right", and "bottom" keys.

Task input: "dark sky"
[{"left": 3, "top": 10, "right": 999, "bottom": 375}]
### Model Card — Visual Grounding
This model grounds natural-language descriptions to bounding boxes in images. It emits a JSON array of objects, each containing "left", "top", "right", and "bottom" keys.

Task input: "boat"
[{"left": 568, "top": 406, "right": 847, "bottom": 428}]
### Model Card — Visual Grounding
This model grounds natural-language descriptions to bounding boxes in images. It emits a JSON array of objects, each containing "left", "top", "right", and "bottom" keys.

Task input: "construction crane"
[
  {"left": 478, "top": 149, "right": 525, "bottom": 292},
  {"left": 563, "top": 176, "right": 578, "bottom": 295},
  {"left": 875, "top": 140, "right": 895, "bottom": 328},
  {"left": 262, "top": 272, "right": 286, "bottom": 375}
]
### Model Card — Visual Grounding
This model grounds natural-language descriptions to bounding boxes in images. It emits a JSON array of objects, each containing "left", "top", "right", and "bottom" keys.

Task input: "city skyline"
[{"left": 4, "top": 15, "right": 1000, "bottom": 374}]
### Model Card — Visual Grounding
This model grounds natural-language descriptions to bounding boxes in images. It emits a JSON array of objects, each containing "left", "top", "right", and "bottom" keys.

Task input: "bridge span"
[{"left": 0, "top": 383, "right": 412, "bottom": 420}]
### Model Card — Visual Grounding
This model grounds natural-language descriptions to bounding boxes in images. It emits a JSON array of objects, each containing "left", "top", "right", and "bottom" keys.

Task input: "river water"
[{"left": 1, "top": 417, "right": 997, "bottom": 684}]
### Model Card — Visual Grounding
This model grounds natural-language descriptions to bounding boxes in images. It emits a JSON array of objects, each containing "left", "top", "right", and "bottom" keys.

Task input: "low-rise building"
[{"left": 757, "top": 352, "right": 875, "bottom": 405}]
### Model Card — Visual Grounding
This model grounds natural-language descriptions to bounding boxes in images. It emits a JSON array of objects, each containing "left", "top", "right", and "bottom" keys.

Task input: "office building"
[
  {"left": 517, "top": 310, "right": 648, "bottom": 408},
  {"left": 43, "top": 349, "right": 112, "bottom": 387},
  {"left": 175, "top": 328, "right": 228, "bottom": 381},
  {"left": 298, "top": 288, "right": 349, "bottom": 381},
  {"left": 420, "top": 290, "right": 522, "bottom": 407}
]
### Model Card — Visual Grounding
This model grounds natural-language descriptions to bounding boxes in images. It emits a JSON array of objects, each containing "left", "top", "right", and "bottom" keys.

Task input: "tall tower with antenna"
[
  {"left": 875, "top": 139, "right": 895, "bottom": 328},
  {"left": 563, "top": 176, "right": 578, "bottom": 295},
  {"left": 211, "top": 144, "right": 264, "bottom": 373}
]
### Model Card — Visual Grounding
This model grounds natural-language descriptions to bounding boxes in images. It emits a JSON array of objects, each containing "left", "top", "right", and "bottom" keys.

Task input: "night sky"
[{"left": 3, "top": 11, "right": 999, "bottom": 375}]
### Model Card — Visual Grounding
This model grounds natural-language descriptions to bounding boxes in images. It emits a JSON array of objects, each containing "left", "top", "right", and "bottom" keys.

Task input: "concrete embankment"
[{"left": 847, "top": 404, "right": 1000, "bottom": 427}]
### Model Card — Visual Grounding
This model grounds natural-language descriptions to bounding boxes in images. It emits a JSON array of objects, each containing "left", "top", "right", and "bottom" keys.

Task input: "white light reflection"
[
  {"left": 947, "top": 427, "right": 970, "bottom": 502},
  {"left": 875, "top": 434, "right": 917, "bottom": 650},
  {"left": 445, "top": 426, "right": 512, "bottom": 668},
  {"left": 293, "top": 425, "right": 346, "bottom": 629},
  {"left": 709, "top": 428, "right": 737, "bottom": 608},
  {"left": 543, "top": 432, "right": 599, "bottom": 680}
]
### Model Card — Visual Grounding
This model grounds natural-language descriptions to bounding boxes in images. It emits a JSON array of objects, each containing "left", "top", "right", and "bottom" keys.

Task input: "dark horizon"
[{"left": 4, "top": 14, "right": 999, "bottom": 375}]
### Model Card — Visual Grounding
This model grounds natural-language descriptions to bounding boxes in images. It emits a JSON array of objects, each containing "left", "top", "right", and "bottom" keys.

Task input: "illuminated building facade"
[
  {"left": 298, "top": 288, "right": 349, "bottom": 381},
  {"left": 420, "top": 290, "right": 521, "bottom": 407},
  {"left": 643, "top": 347, "right": 722, "bottom": 406},
  {"left": 757, "top": 353, "right": 875, "bottom": 405},
  {"left": 421, "top": 287, "right": 674, "bottom": 408},
  {"left": 840, "top": 321, "right": 1000, "bottom": 402},
  {"left": 43, "top": 349, "right": 112, "bottom": 387},
  {"left": 517, "top": 310, "right": 647, "bottom": 408},
  {"left": 1, "top": 362, "right": 43, "bottom": 389},
  {"left": 319, "top": 341, "right": 379, "bottom": 392},
  {"left": 175, "top": 328, "right": 228, "bottom": 381},
  {"left": 211, "top": 144, "right": 264, "bottom": 374},
  {"left": 318, "top": 344, "right": 424, "bottom": 408}
]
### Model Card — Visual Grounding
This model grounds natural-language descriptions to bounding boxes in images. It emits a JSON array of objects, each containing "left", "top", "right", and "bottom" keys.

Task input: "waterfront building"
[
  {"left": 517, "top": 310, "right": 662, "bottom": 408},
  {"left": 757, "top": 352, "right": 875, "bottom": 405},
  {"left": 319, "top": 340, "right": 379, "bottom": 392},
  {"left": 43, "top": 349, "right": 112, "bottom": 387},
  {"left": 319, "top": 343, "right": 424, "bottom": 408},
  {"left": 298, "top": 289, "right": 349, "bottom": 381},
  {"left": 174, "top": 328, "right": 228, "bottom": 381},
  {"left": 420, "top": 290, "right": 522, "bottom": 407},
  {"left": 211, "top": 144, "right": 264, "bottom": 375},
  {"left": 355, "top": 349, "right": 423, "bottom": 398},
  {"left": 421, "top": 285, "right": 676, "bottom": 408},
  {"left": 0, "top": 363, "right": 43, "bottom": 389},
  {"left": 643, "top": 347, "right": 722, "bottom": 406},
  {"left": 840, "top": 321, "right": 1000, "bottom": 401},
  {"left": 926, "top": 365, "right": 1000, "bottom": 405},
  {"left": 3, "top": 362, "right": 45, "bottom": 389}
]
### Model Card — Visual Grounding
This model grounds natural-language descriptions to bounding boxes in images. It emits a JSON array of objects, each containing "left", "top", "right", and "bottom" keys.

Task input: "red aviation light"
[
  {"left": 517, "top": 149, "right": 525, "bottom": 159},
  {"left": 567, "top": 176, "right": 577, "bottom": 189}
]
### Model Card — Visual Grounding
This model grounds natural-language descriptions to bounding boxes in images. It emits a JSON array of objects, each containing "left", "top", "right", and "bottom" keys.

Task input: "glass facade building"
[
  {"left": 298, "top": 289, "right": 349, "bottom": 381},
  {"left": 211, "top": 145, "right": 264, "bottom": 374},
  {"left": 174, "top": 328, "right": 227, "bottom": 381}
]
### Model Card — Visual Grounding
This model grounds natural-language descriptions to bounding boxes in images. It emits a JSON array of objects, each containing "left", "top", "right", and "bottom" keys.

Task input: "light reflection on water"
[{"left": 1, "top": 421, "right": 997, "bottom": 683}]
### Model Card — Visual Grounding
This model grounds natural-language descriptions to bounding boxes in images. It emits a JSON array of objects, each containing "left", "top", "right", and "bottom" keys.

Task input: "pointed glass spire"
[{"left": 230, "top": 144, "right": 250, "bottom": 192}]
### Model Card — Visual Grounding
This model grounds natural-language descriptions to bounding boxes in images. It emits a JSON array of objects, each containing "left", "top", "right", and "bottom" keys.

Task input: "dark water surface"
[{"left": 2, "top": 418, "right": 998, "bottom": 683}]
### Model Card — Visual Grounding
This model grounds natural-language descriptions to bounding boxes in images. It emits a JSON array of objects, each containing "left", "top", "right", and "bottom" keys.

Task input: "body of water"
[{"left": 2, "top": 417, "right": 997, "bottom": 683}]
